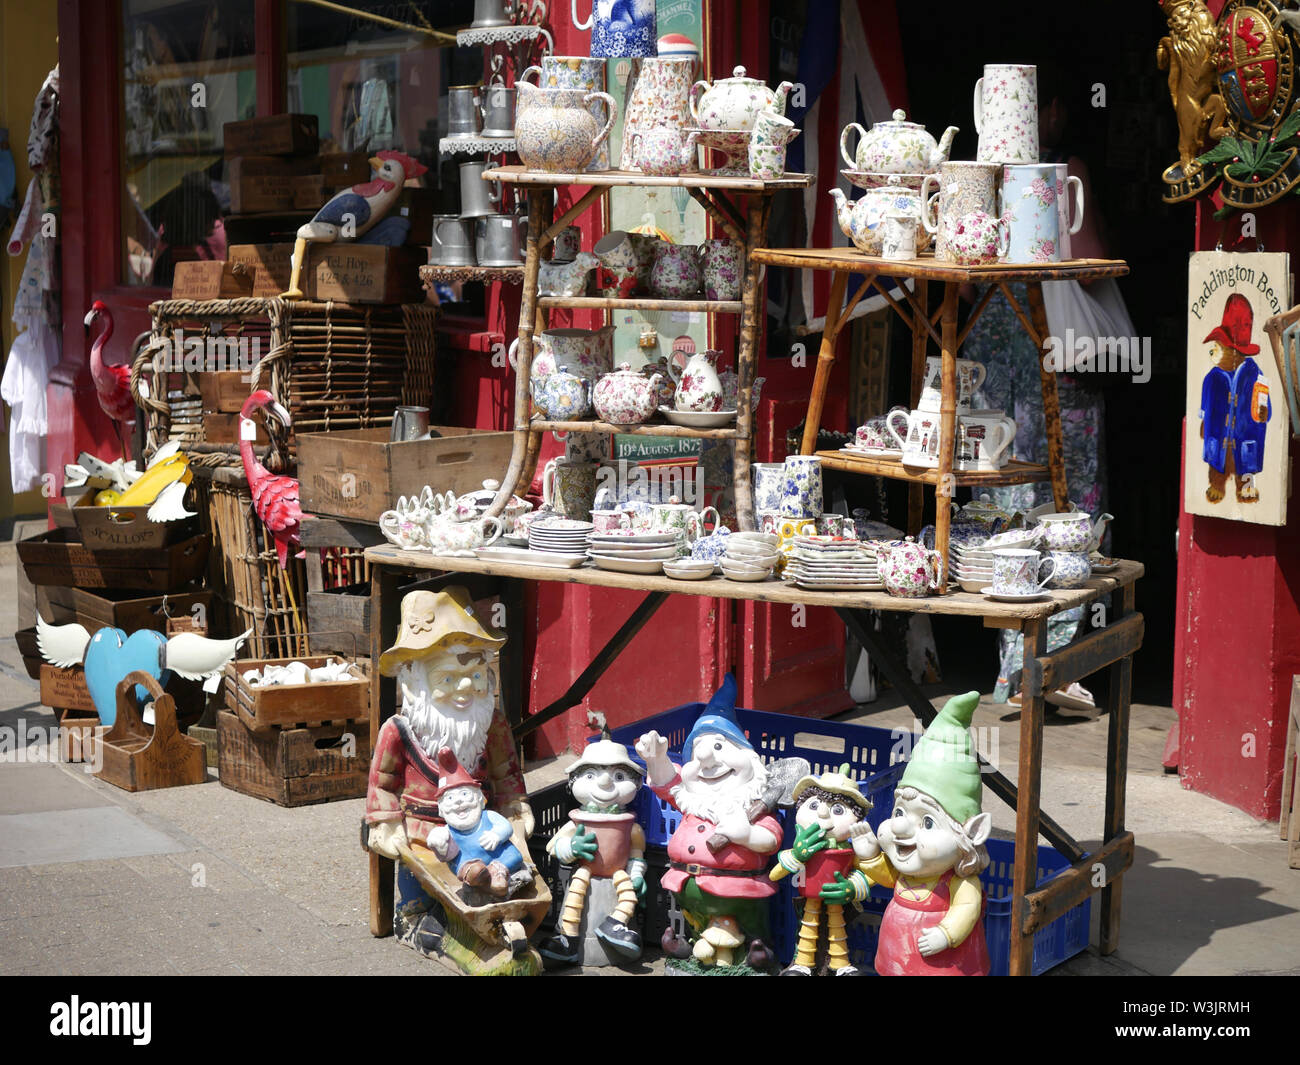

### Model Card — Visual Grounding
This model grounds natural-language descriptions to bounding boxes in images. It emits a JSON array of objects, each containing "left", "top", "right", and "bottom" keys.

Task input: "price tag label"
[{"left": 241, "top": 418, "right": 257, "bottom": 440}]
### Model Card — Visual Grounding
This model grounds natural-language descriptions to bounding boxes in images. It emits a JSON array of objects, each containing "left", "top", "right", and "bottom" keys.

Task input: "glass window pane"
[{"left": 122, "top": 0, "right": 258, "bottom": 287}]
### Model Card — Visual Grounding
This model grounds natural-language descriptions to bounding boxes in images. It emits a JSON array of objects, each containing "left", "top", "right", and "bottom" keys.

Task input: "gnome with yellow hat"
[
  {"left": 362, "top": 587, "right": 531, "bottom": 957},
  {"left": 875, "top": 691, "right": 992, "bottom": 976}
]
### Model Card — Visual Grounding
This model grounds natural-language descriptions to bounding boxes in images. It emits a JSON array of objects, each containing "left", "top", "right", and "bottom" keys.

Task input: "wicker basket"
[{"left": 133, "top": 297, "right": 438, "bottom": 468}]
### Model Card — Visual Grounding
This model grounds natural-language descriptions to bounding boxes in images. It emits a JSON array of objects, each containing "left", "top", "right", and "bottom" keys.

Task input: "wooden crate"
[
  {"left": 320, "top": 150, "right": 370, "bottom": 186},
  {"left": 297, "top": 426, "right": 513, "bottom": 522},
  {"left": 171, "top": 261, "right": 254, "bottom": 301},
  {"left": 306, "top": 584, "right": 371, "bottom": 656},
  {"left": 223, "top": 114, "right": 319, "bottom": 157},
  {"left": 224, "top": 654, "right": 368, "bottom": 731},
  {"left": 217, "top": 710, "right": 370, "bottom": 806},
  {"left": 310, "top": 245, "right": 425, "bottom": 304},
  {"left": 18, "top": 529, "right": 210, "bottom": 591},
  {"left": 72, "top": 503, "right": 198, "bottom": 551},
  {"left": 187, "top": 723, "right": 219, "bottom": 768},
  {"left": 199, "top": 370, "right": 254, "bottom": 413},
  {"left": 37, "top": 587, "right": 211, "bottom": 634},
  {"left": 292, "top": 174, "right": 326, "bottom": 211},
  {"left": 202, "top": 413, "right": 268, "bottom": 445}
]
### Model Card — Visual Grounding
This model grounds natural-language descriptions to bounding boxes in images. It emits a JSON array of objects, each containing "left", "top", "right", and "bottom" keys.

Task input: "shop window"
[{"left": 121, "top": 0, "right": 258, "bottom": 287}]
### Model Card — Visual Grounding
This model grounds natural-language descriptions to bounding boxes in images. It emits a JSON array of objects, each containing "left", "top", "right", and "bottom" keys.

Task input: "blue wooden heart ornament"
[{"left": 82, "top": 628, "right": 171, "bottom": 726}]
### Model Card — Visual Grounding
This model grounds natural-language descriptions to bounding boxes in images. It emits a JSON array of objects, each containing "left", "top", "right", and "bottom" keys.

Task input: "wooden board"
[
  {"left": 223, "top": 114, "right": 319, "bottom": 157},
  {"left": 217, "top": 710, "right": 370, "bottom": 806},
  {"left": 225, "top": 655, "right": 369, "bottom": 731},
  {"left": 306, "top": 585, "right": 371, "bottom": 657},
  {"left": 815, "top": 450, "right": 1052, "bottom": 487},
  {"left": 749, "top": 246, "right": 1130, "bottom": 282},
  {"left": 40, "top": 665, "right": 94, "bottom": 713},
  {"left": 171, "top": 261, "right": 254, "bottom": 301},
  {"left": 297, "top": 426, "right": 514, "bottom": 523},
  {"left": 484, "top": 164, "right": 814, "bottom": 192},
  {"left": 537, "top": 296, "right": 742, "bottom": 314},
  {"left": 529, "top": 417, "right": 738, "bottom": 439}
]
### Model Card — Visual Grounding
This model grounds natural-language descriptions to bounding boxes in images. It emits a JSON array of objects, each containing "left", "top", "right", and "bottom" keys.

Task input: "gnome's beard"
[
  {"left": 673, "top": 755, "right": 769, "bottom": 825},
  {"left": 398, "top": 661, "right": 496, "bottom": 768}
]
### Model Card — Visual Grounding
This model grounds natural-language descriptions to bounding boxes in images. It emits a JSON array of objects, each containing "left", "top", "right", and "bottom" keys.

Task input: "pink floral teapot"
[{"left": 874, "top": 537, "right": 944, "bottom": 597}]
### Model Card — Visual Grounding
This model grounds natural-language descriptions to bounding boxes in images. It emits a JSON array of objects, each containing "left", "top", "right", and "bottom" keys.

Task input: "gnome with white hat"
[{"left": 875, "top": 690, "right": 992, "bottom": 976}]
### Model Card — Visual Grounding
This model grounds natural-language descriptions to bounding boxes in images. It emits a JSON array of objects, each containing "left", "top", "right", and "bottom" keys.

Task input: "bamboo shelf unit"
[
  {"left": 481, "top": 165, "right": 814, "bottom": 530},
  {"left": 750, "top": 247, "right": 1129, "bottom": 589}
]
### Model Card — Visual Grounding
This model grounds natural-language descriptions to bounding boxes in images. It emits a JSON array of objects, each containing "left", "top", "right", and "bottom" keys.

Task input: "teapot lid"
[
  {"left": 720, "top": 65, "right": 761, "bottom": 85},
  {"left": 876, "top": 108, "right": 923, "bottom": 130}
]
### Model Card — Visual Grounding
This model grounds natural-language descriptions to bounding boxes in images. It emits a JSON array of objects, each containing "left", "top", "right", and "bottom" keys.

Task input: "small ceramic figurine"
[
  {"left": 429, "top": 747, "right": 534, "bottom": 900},
  {"left": 635, "top": 674, "right": 781, "bottom": 972},
  {"left": 540, "top": 737, "right": 648, "bottom": 967},
  {"left": 875, "top": 691, "right": 992, "bottom": 976},
  {"left": 769, "top": 764, "right": 894, "bottom": 976}
]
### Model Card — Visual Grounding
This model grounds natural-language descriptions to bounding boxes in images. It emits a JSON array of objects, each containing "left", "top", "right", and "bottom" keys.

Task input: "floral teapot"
[
  {"left": 718, "top": 370, "right": 765, "bottom": 412},
  {"left": 829, "top": 181, "right": 931, "bottom": 257},
  {"left": 874, "top": 537, "right": 944, "bottom": 598},
  {"left": 839, "top": 108, "right": 959, "bottom": 176},
  {"left": 690, "top": 65, "right": 794, "bottom": 132},
  {"left": 530, "top": 364, "right": 593, "bottom": 419},
  {"left": 1032, "top": 507, "right": 1114, "bottom": 553},
  {"left": 943, "top": 210, "right": 1008, "bottom": 266},
  {"left": 593, "top": 362, "right": 664, "bottom": 424},
  {"left": 454, "top": 478, "right": 532, "bottom": 534}
]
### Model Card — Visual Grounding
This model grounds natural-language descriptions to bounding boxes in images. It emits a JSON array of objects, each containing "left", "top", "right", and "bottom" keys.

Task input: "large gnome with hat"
[
  {"left": 875, "top": 691, "right": 992, "bottom": 976},
  {"left": 363, "top": 586, "right": 531, "bottom": 956},
  {"left": 635, "top": 674, "right": 781, "bottom": 970},
  {"left": 539, "top": 736, "right": 647, "bottom": 968},
  {"left": 1199, "top": 291, "right": 1271, "bottom": 505}
]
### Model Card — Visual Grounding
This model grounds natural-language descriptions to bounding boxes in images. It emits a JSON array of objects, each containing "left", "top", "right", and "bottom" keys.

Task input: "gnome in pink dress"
[{"left": 875, "top": 690, "right": 992, "bottom": 977}]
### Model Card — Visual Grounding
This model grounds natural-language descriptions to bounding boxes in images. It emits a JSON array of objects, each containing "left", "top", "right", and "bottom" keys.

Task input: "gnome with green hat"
[{"left": 875, "top": 690, "right": 992, "bottom": 976}]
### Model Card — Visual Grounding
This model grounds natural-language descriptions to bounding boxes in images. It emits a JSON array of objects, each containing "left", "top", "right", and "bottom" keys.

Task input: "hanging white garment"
[
  {"left": 1041, "top": 278, "right": 1138, "bottom": 374},
  {"left": 1, "top": 320, "right": 57, "bottom": 492}
]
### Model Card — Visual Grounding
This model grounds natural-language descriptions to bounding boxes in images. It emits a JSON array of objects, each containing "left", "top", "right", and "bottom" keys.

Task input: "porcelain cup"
[{"left": 992, "top": 548, "right": 1055, "bottom": 596}]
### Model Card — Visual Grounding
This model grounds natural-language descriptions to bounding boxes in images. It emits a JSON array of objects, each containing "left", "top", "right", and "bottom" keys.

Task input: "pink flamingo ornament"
[
  {"left": 84, "top": 300, "right": 135, "bottom": 453},
  {"left": 238, "top": 390, "right": 303, "bottom": 569}
]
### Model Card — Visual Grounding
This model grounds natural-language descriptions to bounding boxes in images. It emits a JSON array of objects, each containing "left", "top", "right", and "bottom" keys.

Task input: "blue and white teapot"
[{"left": 530, "top": 364, "right": 593, "bottom": 420}]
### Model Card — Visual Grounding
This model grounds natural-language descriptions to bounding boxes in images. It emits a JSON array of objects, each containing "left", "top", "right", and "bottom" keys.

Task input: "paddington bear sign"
[{"left": 1185, "top": 251, "right": 1292, "bottom": 526}]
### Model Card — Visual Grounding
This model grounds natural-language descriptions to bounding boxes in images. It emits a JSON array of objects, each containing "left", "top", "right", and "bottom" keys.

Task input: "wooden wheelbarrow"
[{"left": 397, "top": 831, "right": 552, "bottom": 976}]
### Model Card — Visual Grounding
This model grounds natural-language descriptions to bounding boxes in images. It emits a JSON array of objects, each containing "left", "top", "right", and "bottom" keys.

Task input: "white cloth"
[
  {"left": 1, "top": 320, "right": 57, "bottom": 492},
  {"left": 1041, "top": 278, "right": 1137, "bottom": 372}
]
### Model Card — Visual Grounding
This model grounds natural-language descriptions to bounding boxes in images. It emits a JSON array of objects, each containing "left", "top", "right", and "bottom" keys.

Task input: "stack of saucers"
[
  {"left": 587, "top": 530, "right": 679, "bottom": 575},
  {"left": 950, "top": 528, "right": 1038, "bottom": 592},
  {"left": 528, "top": 517, "right": 593, "bottom": 561},
  {"left": 782, "top": 535, "right": 881, "bottom": 590},
  {"left": 720, "top": 532, "right": 780, "bottom": 582}
]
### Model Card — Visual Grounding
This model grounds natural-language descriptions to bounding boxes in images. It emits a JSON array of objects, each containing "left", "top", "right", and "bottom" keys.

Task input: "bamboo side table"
[
  {"left": 481, "top": 166, "right": 813, "bottom": 531},
  {"left": 749, "top": 249, "right": 1130, "bottom": 587}
]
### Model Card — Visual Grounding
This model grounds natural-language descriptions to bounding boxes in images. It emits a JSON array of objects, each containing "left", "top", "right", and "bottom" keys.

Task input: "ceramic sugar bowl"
[
  {"left": 945, "top": 210, "right": 1009, "bottom": 266},
  {"left": 839, "top": 108, "right": 959, "bottom": 176},
  {"left": 690, "top": 65, "right": 794, "bottom": 131},
  {"left": 593, "top": 362, "right": 663, "bottom": 425}
]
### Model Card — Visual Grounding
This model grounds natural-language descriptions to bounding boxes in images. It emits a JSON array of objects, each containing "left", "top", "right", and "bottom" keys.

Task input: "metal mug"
[
  {"left": 476, "top": 214, "right": 525, "bottom": 266},
  {"left": 447, "top": 86, "right": 483, "bottom": 138},
  {"left": 391, "top": 406, "right": 431, "bottom": 442},
  {"left": 481, "top": 84, "right": 517, "bottom": 137},
  {"left": 428, "top": 214, "right": 457, "bottom": 264},
  {"left": 472, "top": 0, "right": 517, "bottom": 27},
  {"left": 433, "top": 216, "right": 477, "bottom": 267},
  {"left": 459, "top": 160, "right": 502, "bottom": 219}
]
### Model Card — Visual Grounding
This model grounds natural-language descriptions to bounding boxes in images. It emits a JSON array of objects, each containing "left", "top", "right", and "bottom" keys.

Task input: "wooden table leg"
[
  {"left": 934, "top": 282, "right": 960, "bottom": 591},
  {"left": 800, "top": 270, "right": 850, "bottom": 456},
  {"left": 1027, "top": 281, "right": 1069, "bottom": 511},
  {"left": 368, "top": 563, "right": 403, "bottom": 938},
  {"left": 1100, "top": 582, "right": 1136, "bottom": 954},
  {"left": 908, "top": 279, "right": 929, "bottom": 535},
  {"left": 735, "top": 194, "right": 771, "bottom": 531},
  {"left": 1010, "top": 616, "right": 1049, "bottom": 976}
]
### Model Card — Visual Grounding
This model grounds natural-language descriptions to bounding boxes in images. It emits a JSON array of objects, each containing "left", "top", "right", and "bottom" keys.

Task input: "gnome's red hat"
[
  {"left": 376, "top": 149, "right": 428, "bottom": 181},
  {"left": 434, "top": 747, "right": 480, "bottom": 798},
  {"left": 1204, "top": 293, "right": 1260, "bottom": 356}
]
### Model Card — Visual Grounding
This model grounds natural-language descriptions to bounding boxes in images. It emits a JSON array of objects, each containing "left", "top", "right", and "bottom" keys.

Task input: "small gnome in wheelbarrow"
[
  {"left": 875, "top": 690, "right": 992, "bottom": 976},
  {"left": 539, "top": 736, "right": 648, "bottom": 968},
  {"left": 769, "top": 764, "right": 895, "bottom": 976}
]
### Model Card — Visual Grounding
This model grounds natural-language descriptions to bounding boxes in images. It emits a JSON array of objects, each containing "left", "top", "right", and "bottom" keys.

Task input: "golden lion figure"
[{"left": 1157, "top": 0, "right": 1230, "bottom": 175}]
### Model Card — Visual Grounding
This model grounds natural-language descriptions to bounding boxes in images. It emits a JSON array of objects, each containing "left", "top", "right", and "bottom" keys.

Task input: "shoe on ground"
[{"left": 1045, "top": 682, "right": 1095, "bottom": 711}]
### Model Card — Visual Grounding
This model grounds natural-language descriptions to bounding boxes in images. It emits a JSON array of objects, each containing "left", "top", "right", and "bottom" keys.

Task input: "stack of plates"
[
  {"left": 719, "top": 532, "right": 781, "bottom": 582},
  {"left": 783, "top": 536, "right": 881, "bottom": 589},
  {"left": 949, "top": 541, "right": 994, "bottom": 593},
  {"left": 528, "top": 518, "right": 593, "bottom": 561},
  {"left": 587, "top": 530, "right": 679, "bottom": 575}
]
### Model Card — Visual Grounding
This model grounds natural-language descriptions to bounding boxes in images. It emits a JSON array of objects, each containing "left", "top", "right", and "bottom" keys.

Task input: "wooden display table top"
[
  {"left": 365, "top": 545, "right": 1141, "bottom": 622},
  {"left": 749, "top": 247, "right": 1130, "bottom": 282},
  {"left": 483, "top": 164, "right": 815, "bottom": 191}
]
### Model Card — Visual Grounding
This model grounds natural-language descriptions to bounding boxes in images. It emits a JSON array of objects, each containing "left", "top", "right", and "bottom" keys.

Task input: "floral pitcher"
[{"left": 669, "top": 348, "right": 724, "bottom": 412}]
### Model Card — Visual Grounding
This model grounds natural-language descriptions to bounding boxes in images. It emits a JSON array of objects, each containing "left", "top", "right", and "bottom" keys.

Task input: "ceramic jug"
[
  {"left": 669, "top": 348, "right": 724, "bottom": 412},
  {"left": 888, "top": 408, "right": 943, "bottom": 469},
  {"left": 621, "top": 56, "right": 697, "bottom": 169},
  {"left": 630, "top": 127, "right": 700, "bottom": 175},
  {"left": 698, "top": 238, "right": 742, "bottom": 300},
  {"left": 718, "top": 370, "right": 764, "bottom": 412},
  {"left": 690, "top": 66, "right": 794, "bottom": 132},
  {"left": 918, "top": 356, "right": 987, "bottom": 413},
  {"left": 956, "top": 410, "right": 1017, "bottom": 471},
  {"left": 541, "top": 459, "right": 599, "bottom": 521},
  {"left": 920, "top": 161, "right": 998, "bottom": 261},
  {"left": 1051, "top": 163, "right": 1086, "bottom": 259},
  {"left": 1001, "top": 164, "right": 1061, "bottom": 263},
  {"left": 509, "top": 325, "right": 615, "bottom": 385},
  {"left": 515, "top": 85, "right": 617, "bottom": 173},
  {"left": 519, "top": 56, "right": 612, "bottom": 170},
  {"left": 876, "top": 538, "right": 944, "bottom": 598},
  {"left": 572, "top": 0, "right": 657, "bottom": 58},
  {"left": 539, "top": 252, "right": 598, "bottom": 297},
  {"left": 593, "top": 363, "right": 663, "bottom": 424},
  {"left": 839, "top": 108, "right": 958, "bottom": 175},
  {"left": 650, "top": 241, "right": 702, "bottom": 298},
  {"left": 974, "top": 64, "right": 1039, "bottom": 164}
]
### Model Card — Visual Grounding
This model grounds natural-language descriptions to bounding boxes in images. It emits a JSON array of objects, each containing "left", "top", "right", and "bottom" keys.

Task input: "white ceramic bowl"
[
  {"left": 729, "top": 531, "right": 780, "bottom": 547},
  {"left": 726, "top": 541, "right": 781, "bottom": 560},
  {"left": 663, "top": 559, "right": 717, "bottom": 581},
  {"left": 720, "top": 558, "right": 775, "bottom": 580}
]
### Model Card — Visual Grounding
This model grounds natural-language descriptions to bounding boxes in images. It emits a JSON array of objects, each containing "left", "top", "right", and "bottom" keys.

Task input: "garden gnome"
[
  {"left": 635, "top": 673, "right": 781, "bottom": 971},
  {"left": 362, "top": 587, "right": 532, "bottom": 957},
  {"left": 875, "top": 691, "right": 992, "bottom": 976},
  {"left": 429, "top": 747, "right": 533, "bottom": 900},
  {"left": 539, "top": 736, "right": 647, "bottom": 967},
  {"left": 769, "top": 764, "right": 894, "bottom": 976}
]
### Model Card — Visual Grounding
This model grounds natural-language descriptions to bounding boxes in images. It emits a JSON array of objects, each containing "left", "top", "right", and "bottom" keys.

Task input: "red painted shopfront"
[{"left": 52, "top": 0, "right": 903, "bottom": 757}]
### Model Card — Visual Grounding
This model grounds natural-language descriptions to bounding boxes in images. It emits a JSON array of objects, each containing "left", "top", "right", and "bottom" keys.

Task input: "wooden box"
[
  {"left": 72, "top": 504, "right": 197, "bottom": 551},
  {"left": 297, "top": 426, "right": 513, "bottom": 522},
  {"left": 306, "top": 584, "right": 371, "bottom": 657},
  {"left": 310, "top": 245, "right": 425, "bottom": 304},
  {"left": 292, "top": 174, "right": 327, "bottom": 211},
  {"left": 40, "top": 664, "right": 94, "bottom": 714},
  {"left": 202, "top": 413, "right": 268, "bottom": 445},
  {"left": 217, "top": 710, "right": 370, "bottom": 806},
  {"left": 18, "top": 529, "right": 210, "bottom": 591},
  {"left": 223, "top": 114, "right": 319, "bottom": 157},
  {"left": 58, "top": 712, "right": 100, "bottom": 765},
  {"left": 187, "top": 723, "right": 219, "bottom": 768},
  {"left": 199, "top": 370, "right": 254, "bottom": 413},
  {"left": 320, "top": 150, "right": 370, "bottom": 186},
  {"left": 15, "top": 626, "right": 42, "bottom": 680},
  {"left": 37, "top": 587, "right": 212, "bottom": 635},
  {"left": 224, "top": 654, "right": 369, "bottom": 732},
  {"left": 98, "top": 672, "right": 208, "bottom": 792},
  {"left": 171, "top": 260, "right": 254, "bottom": 301},
  {"left": 228, "top": 156, "right": 318, "bottom": 213},
  {"left": 226, "top": 243, "right": 294, "bottom": 297}
]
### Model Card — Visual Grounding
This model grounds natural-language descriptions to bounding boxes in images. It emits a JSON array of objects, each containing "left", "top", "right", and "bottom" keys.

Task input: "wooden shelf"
[
  {"left": 484, "top": 164, "right": 814, "bottom": 192},
  {"left": 530, "top": 417, "right": 738, "bottom": 439},
  {"left": 538, "top": 296, "right": 741, "bottom": 314},
  {"left": 751, "top": 246, "right": 1130, "bottom": 282},
  {"left": 420, "top": 264, "right": 524, "bottom": 285},
  {"left": 815, "top": 451, "right": 1051, "bottom": 487}
]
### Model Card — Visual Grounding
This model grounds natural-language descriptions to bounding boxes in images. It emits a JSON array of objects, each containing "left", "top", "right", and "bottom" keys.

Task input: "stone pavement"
[{"left": 1, "top": 549, "right": 1296, "bottom": 976}]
